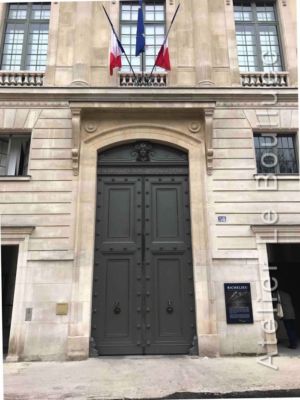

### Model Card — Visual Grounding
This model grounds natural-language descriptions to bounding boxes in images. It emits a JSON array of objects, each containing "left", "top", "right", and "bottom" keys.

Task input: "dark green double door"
[{"left": 92, "top": 142, "right": 196, "bottom": 355}]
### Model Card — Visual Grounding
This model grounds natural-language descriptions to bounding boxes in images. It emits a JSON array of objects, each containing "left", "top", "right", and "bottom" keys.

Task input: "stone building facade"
[{"left": 0, "top": 0, "right": 298, "bottom": 361}]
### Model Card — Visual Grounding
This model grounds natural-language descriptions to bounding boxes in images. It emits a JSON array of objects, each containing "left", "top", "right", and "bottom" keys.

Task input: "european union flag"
[{"left": 135, "top": 0, "right": 145, "bottom": 56}]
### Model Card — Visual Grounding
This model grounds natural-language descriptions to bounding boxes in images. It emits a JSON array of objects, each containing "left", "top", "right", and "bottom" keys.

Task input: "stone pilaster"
[
  {"left": 277, "top": 0, "right": 298, "bottom": 86},
  {"left": 174, "top": 0, "right": 196, "bottom": 85},
  {"left": 192, "top": 0, "right": 214, "bottom": 86},
  {"left": 71, "top": 2, "right": 93, "bottom": 86},
  {"left": 0, "top": 4, "right": 7, "bottom": 42},
  {"left": 44, "top": 3, "right": 60, "bottom": 86}
]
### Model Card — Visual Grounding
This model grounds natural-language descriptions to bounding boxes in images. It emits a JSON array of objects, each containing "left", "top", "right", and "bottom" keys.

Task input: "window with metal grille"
[
  {"left": 0, "top": 135, "right": 31, "bottom": 176},
  {"left": 254, "top": 133, "right": 299, "bottom": 174},
  {"left": 0, "top": 3, "right": 50, "bottom": 71},
  {"left": 120, "top": 1, "right": 165, "bottom": 72},
  {"left": 234, "top": 1, "right": 284, "bottom": 72}
]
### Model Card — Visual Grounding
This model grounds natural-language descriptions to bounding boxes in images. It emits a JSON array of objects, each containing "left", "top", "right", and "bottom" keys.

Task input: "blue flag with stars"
[{"left": 135, "top": 0, "right": 145, "bottom": 56}]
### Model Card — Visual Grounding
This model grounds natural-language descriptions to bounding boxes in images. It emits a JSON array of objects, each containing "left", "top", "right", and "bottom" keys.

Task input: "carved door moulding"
[
  {"left": 68, "top": 111, "right": 217, "bottom": 359},
  {"left": 188, "top": 122, "right": 202, "bottom": 134},
  {"left": 70, "top": 104, "right": 215, "bottom": 176},
  {"left": 133, "top": 142, "right": 153, "bottom": 161},
  {"left": 84, "top": 122, "right": 98, "bottom": 133}
]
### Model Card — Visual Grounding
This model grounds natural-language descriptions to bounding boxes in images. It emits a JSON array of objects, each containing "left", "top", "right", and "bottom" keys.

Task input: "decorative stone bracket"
[
  {"left": 71, "top": 108, "right": 81, "bottom": 176},
  {"left": 204, "top": 108, "right": 215, "bottom": 175}
]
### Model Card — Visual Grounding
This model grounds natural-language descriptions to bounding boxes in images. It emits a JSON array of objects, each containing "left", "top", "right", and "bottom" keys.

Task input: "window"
[
  {"left": 0, "top": 3, "right": 50, "bottom": 71},
  {"left": 120, "top": 1, "right": 165, "bottom": 72},
  {"left": 234, "top": 1, "right": 283, "bottom": 72},
  {"left": 0, "top": 135, "right": 30, "bottom": 176},
  {"left": 254, "top": 133, "right": 299, "bottom": 174}
]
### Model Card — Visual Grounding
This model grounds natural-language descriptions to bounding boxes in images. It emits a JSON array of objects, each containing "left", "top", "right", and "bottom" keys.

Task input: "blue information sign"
[{"left": 224, "top": 283, "right": 253, "bottom": 324}]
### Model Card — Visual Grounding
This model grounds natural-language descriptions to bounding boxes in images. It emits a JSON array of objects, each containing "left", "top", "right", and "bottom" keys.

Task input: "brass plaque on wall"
[{"left": 56, "top": 303, "right": 68, "bottom": 316}]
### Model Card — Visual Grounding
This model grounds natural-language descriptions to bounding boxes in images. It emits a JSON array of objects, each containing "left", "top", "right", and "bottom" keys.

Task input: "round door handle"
[{"left": 113, "top": 301, "right": 121, "bottom": 315}]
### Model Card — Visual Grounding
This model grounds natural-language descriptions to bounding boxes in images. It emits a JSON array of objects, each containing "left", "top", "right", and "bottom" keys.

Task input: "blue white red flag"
[
  {"left": 135, "top": 0, "right": 145, "bottom": 56},
  {"left": 110, "top": 32, "right": 123, "bottom": 75},
  {"left": 155, "top": 39, "right": 171, "bottom": 71}
]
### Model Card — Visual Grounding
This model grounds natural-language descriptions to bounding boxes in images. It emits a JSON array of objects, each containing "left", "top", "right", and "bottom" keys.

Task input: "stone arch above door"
[{"left": 84, "top": 123, "right": 202, "bottom": 147}]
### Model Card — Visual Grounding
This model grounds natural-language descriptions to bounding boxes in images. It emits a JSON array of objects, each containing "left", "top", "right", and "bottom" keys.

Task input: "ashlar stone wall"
[{"left": 0, "top": 103, "right": 74, "bottom": 360}]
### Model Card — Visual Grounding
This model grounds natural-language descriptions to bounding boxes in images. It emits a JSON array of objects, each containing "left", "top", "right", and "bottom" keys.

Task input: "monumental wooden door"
[{"left": 91, "top": 142, "right": 196, "bottom": 355}]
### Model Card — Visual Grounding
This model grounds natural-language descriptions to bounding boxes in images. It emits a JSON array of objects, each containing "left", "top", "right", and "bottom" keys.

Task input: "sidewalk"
[{"left": 4, "top": 354, "right": 300, "bottom": 400}]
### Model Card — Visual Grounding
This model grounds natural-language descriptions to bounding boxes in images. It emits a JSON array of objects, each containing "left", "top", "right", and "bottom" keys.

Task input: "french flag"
[
  {"left": 155, "top": 40, "right": 171, "bottom": 71},
  {"left": 110, "top": 33, "right": 123, "bottom": 76}
]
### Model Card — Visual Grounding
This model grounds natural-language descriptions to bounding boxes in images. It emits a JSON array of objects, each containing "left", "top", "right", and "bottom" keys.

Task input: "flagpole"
[
  {"left": 102, "top": 5, "right": 137, "bottom": 80},
  {"left": 148, "top": 3, "right": 180, "bottom": 80},
  {"left": 135, "top": 0, "right": 145, "bottom": 84}
]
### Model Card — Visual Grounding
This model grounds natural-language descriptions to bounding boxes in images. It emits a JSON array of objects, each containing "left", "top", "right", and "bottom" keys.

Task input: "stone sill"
[
  {"left": 0, "top": 175, "right": 31, "bottom": 181},
  {"left": 253, "top": 174, "right": 300, "bottom": 180}
]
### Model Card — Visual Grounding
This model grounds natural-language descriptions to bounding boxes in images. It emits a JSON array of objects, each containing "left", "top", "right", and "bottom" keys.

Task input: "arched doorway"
[{"left": 91, "top": 141, "right": 197, "bottom": 355}]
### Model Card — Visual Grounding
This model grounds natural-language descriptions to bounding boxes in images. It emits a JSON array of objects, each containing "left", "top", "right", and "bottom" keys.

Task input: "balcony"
[
  {"left": 0, "top": 71, "right": 44, "bottom": 87},
  {"left": 241, "top": 71, "right": 289, "bottom": 87},
  {"left": 119, "top": 72, "right": 167, "bottom": 87}
]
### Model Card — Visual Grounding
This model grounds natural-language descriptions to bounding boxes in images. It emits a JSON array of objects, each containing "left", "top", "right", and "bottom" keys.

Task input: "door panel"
[
  {"left": 107, "top": 188, "right": 132, "bottom": 239},
  {"left": 144, "top": 177, "right": 195, "bottom": 354},
  {"left": 154, "top": 188, "right": 180, "bottom": 239},
  {"left": 92, "top": 142, "right": 196, "bottom": 356},
  {"left": 104, "top": 258, "right": 131, "bottom": 338},
  {"left": 102, "top": 182, "right": 137, "bottom": 245},
  {"left": 156, "top": 257, "right": 183, "bottom": 336},
  {"left": 93, "top": 177, "right": 143, "bottom": 355}
]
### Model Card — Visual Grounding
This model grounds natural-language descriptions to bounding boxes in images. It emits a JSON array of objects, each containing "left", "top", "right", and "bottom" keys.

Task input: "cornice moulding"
[
  {"left": 0, "top": 87, "right": 297, "bottom": 106},
  {"left": 251, "top": 225, "right": 300, "bottom": 233},
  {"left": 1, "top": 225, "right": 35, "bottom": 237},
  {"left": 251, "top": 225, "right": 300, "bottom": 242}
]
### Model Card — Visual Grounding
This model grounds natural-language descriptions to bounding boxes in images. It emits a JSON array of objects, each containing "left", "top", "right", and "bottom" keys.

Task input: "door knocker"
[
  {"left": 166, "top": 300, "right": 174, "bottom": 314},
  {"left": 113, "top": 301, "right": 121, "bottom": 315}
]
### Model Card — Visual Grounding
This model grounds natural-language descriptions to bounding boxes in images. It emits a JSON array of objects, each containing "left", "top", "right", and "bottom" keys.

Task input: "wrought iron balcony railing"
[
  {"left": 119, "top": 72, "right": 167, "bottom": 87},
  {"left": 241, "top": 71, "right": 289, "bottom": 87},
  {"left": 0, "top": 70, "right": 44, "bottom": 87}
]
